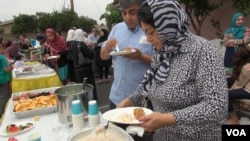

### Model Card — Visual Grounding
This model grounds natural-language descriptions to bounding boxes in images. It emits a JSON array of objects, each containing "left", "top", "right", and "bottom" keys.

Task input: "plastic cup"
[
  {"left": 72, "top": 100, "right": 83, "bottom": 115},
  {"left": 28, "top": 133, "right": 41, "bottom": 141},
  {"left": 88, "top": 100, "right": 98, "bottom": 115}
]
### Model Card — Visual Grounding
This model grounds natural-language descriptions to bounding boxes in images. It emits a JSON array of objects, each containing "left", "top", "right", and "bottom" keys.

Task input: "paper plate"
[
  {"left": 0, "top": 121, "right": 35, "bottom": 137},
  {"left": 108, "top": 49, "right": 136, "bottom": 56},
  {"left": 47, "top": 56, "right": 58, "bottom": 59},
  {"left": 102, "top": 107, "right": 153, "bottom": 124}
]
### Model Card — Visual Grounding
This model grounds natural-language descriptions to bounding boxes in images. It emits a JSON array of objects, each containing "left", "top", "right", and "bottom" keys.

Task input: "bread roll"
[
  {"left": 133, "top": 108, "right": 145, "bottom": 120},
  {"left": 125, "top": 47, "right": 132, "bottom": 52}
]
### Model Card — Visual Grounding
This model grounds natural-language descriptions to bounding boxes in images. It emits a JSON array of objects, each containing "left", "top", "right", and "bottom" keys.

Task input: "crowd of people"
[
  {"left": 1, "top": 0, "right": 250, "bottom": 140},
  {"left": 223, "top": 12, "right": 250, "bottom": 125},
  {"left": 0, "top": 25, "right": 113, "bottom": 118}
]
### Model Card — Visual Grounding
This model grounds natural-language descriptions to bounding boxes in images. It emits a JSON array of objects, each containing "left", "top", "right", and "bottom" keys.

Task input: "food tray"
[
  {"left": 11, "top": 87, "right": 60, "bottom": 101},
  {"left": 14, "top": 70, "right": 36, "bottom": 78},
  {"left": 11, "top": 87, "right": 60, "bottom": 119},
  {"left": 37, "top": 68, "right": 55, "bottom": 75},
  {"left": 12, "top": 105, "right": 57, "bottom": 119}
]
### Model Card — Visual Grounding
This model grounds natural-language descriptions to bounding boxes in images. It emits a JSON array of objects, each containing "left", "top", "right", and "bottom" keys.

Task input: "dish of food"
[
  {"left": 74, "top": 125, "right": 125, "bottom": 141},
  {"left": 102, "top": 107, "right": 153, "bottom": 124},
  {"left": 68, "top": 125, "right": 133, "bottom": 141},
  {"left": 47, "top": 56, "right": 58, "bottom": 59},
  {"left": 12, "top": 91, "right": 54, "bottom": 101},
  {"left": 0, "top": 121, "right": 35, "bottom": 137},
  {"left": 108, "top": 49, "right": 136, "bottom": 56},
  {"left": 11, "top": 87, "right": 59, "bottom": 118},
  {"left": 13, "top": 94, "right": 57, "bottom": 112}
]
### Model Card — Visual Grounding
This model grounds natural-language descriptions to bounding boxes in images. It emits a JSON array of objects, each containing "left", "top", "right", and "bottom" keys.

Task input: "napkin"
[{"left": 126, "top": 125, "right": 145, "bottom": 137}]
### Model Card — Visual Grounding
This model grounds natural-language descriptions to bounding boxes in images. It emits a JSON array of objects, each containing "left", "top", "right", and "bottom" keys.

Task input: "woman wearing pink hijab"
[
  {"left": 44, "top": 28, "right": 68, "bottom": 84},
  {"left": 5, "top": 41, "right": 19, "bottom": 60}
]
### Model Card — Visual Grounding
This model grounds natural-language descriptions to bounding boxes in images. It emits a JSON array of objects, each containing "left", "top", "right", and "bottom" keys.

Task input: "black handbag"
[{"left": 78, "top": 42, "right": 91, "bottom": 65}]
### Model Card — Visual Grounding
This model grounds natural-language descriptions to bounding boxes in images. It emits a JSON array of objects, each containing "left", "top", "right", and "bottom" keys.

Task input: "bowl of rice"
[{"left": 67, "top": 124, "right": 134, "bottom": 141}]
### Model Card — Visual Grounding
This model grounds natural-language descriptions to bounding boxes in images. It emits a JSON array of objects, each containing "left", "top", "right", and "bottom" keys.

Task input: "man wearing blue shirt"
[
  {"left": 87, "top": 27, "right": 100, "bottom": 48},
  {"left": 101, "top": 0, "right": 153, "bottom": 109}
]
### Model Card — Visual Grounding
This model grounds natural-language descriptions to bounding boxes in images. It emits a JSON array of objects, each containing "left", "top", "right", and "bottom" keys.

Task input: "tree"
[
  {"left": 36, "top": 12, "right": 55, "bottom": 32},
  {"left": 179, "top": 0, "right": 225, "bottom": 36},
  {"left": 52, "top": 8, "right": 80, "bottom": 33},
  {"left": 11, "top": 8, "right": 97, "bottom": 34},
  {"left": 232, "top": 0, "right": 250, "bottom": 15},
  {"left": 101, "top": 3, "right": 122, "bottom": 30},
  {"left": 81, "top": 16, "right": 97, "bottom": 33},
  {"left": 11, "top": 14, "right": 37, "bottom": 34}
]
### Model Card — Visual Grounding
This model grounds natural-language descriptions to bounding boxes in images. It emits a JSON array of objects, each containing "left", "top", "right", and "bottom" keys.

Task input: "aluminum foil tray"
[{"left": 11, "top": 87, "right": 60, "bottom": 119}]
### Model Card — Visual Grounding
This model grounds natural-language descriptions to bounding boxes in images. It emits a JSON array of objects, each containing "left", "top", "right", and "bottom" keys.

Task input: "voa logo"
[{"left": 226, "top": 129, "right": 246, "bottom": 136}]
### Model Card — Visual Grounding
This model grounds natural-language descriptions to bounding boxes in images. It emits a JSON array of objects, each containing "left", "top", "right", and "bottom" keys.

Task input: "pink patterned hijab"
[
  {"left": 5, "top": 41, "right": 19, "bottom": 59},
  {"left": 45, "top": 28, "right": 67, "bottom": 55}
]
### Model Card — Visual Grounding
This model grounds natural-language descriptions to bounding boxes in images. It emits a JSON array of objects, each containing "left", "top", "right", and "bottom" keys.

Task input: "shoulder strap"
[{"left": 77, "top": 41, "right": 81, "bottom": 48}]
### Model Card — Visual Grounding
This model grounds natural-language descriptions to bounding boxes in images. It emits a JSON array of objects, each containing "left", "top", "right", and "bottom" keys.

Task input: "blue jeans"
[{"left": 228, "top": 88, "right": 250, "bottom": 113}]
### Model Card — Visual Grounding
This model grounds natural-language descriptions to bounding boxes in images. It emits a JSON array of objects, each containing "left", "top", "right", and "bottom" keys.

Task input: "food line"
[
  {"left": 0, "top": 96, "right": 108, "bottom": 141},
  {"left": 0, "top": 81, "right": 151, "bottom": 140}
]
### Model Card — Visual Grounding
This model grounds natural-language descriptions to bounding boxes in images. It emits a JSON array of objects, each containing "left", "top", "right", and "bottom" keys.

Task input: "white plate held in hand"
[
  {"left": 108, "top": 49, "right": 136, "bottom": 56},
  {"left": 102, "top": 107, "right": 153, "bottom": 124},
  {"left": 47, "top": 56, "right": 58, "bottom": 59}
]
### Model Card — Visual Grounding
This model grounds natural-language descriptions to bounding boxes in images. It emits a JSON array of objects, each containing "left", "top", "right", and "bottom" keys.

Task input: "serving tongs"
[{"left": 83, "top": 77, "right": 88, "bottom": 90}]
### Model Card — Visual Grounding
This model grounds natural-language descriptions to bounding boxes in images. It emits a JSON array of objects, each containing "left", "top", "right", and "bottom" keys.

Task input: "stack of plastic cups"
[
  {"left": 88, "top": 100, "right": 100, "bottom": 126},
  {"left": 71, "top": 100, "right": 84, "bottom": 131}
]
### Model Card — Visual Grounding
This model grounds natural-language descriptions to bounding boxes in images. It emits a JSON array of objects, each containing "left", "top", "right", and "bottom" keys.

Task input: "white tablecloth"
[{"left": 0, "top": 101, "right": 107, "bottom": 141}]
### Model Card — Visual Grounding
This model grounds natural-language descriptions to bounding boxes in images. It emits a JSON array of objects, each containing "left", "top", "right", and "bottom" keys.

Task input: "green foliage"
[
  {"left": 11, "top": 8, "right": 97, "bottom": 34},
  {"left": 36, "top": 12, "right": 55, "bottom": 32},
  {"left": 101, "top": 3, "right": 122, "bottom": 30},
  {"left": 81, "top": 16, "right": 97, "bottom": 33},
  {"left": 11, "top": 14, "right": 37, "bottom": 34},
  {"left": 211, "top": 19, "right": 223, "bottom": 39},
  {"left": 179, "top": 0, "right": 225, "bottom": 36},
  {"left": 52, "top": 9, "right": 78, "bottom": 33},
  {"left": 232, "top": 0, "right": 250, "bottom": 15}
]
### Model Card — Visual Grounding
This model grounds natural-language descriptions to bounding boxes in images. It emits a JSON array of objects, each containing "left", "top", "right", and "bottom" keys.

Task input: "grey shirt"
[{"left": 130, "top": 33, "right": 228, "bottom": 141}]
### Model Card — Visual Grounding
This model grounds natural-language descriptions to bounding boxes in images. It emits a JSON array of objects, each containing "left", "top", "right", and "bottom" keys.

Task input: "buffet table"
[
  {"left": 0, "top": 99, "right": 107, "bottom": 141},
  {"left": 11, "top": 62, "right": 62, "bottom": 93},
  {"left": 12, "top": 73, "right": 62, "bottom": 93}
]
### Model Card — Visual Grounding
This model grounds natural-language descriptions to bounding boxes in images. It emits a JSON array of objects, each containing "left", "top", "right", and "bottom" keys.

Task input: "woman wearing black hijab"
[{"left": 95, "top": 29, "right": 112, "bottom": 84}]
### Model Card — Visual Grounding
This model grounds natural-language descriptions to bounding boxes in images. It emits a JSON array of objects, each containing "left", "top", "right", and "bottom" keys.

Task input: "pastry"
[{"left": 133, "top": 108, "right": 145, "bottom": 120}]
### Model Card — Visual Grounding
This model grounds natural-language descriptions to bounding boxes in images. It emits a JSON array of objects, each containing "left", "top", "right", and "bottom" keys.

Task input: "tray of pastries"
[{"left": 11, "top": 87, "right": 60, "bottom": 118}]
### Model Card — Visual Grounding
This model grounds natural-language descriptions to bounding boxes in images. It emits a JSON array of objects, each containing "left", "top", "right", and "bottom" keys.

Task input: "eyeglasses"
[{"left": 92, "top": 30, "right": 97, "bottom": 32}]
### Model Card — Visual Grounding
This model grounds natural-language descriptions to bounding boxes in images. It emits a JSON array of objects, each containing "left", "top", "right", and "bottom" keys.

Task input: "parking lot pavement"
[{"left": 95, "top": 79, "right": 112, "bottom": 113}]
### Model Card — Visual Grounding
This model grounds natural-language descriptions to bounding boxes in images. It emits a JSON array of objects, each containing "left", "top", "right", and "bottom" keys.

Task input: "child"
[{"left": 13, "top": 53, "right": 25, "bottom": 68}]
